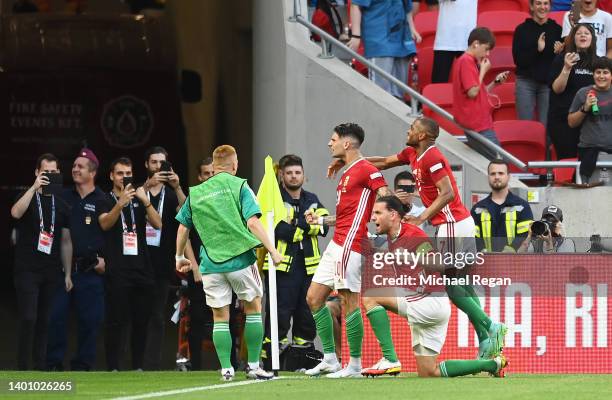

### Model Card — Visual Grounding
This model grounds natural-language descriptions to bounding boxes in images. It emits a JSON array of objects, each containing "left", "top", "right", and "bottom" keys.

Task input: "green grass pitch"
[{"left": 0, "top": 371, "right": 610, "bottom": 400}]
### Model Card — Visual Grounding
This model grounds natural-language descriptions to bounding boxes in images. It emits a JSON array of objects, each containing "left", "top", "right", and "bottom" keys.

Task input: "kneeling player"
[{"left": 362, "top": 197, "right": 507, "bottom": 377}]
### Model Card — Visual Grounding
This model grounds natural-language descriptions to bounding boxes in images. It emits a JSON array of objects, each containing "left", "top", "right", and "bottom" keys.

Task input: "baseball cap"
[
  {"left": 77, "top": 148, "right": 99, "bottom": 167},
  {"left": 542, "top": 205, "right": 563, "bottom": 222}
]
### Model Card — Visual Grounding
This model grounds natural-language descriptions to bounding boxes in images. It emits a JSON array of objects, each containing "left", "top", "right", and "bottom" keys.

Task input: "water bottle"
[
  {"left": 588, "top": 89, "right": 600, "bottom": 115},
  {"left": 410, "top": 59, "right": 419, "bottom": 92}
]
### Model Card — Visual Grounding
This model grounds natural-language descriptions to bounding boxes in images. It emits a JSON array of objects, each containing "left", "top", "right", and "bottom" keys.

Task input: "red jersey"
[
  {"left": 396, "top": 145, "right": 470, "bottom": 225},
  {"left": 389, "top": 223, "right": 442, "bottom": 296},
  {"left": 452, "top": 53, "right": 493, "bottom": 132},
  {"left": 334, "top": 158, "right": 387, "bottom": 254}
]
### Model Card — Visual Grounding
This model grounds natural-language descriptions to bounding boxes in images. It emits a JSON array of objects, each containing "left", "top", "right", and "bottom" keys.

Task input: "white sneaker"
[
  {"left": 246, "top": 367, "right": 274, "bottom": 380},
  {"left": 326, "top": 364, "right": 363, "bottom": 378},
  {"left": 304, "top": 359, "right": 342, "bottom": 376},
  {"left": 361, "top": 358, "right": 401, "bottom": 377},
  {"left": 221, "top": 368, "right": 235, "bottom": 382}
]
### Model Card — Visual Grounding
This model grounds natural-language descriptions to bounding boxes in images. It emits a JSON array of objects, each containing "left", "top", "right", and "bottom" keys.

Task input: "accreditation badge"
[
  {"left": 145, "top": 222, "right": 161, "bottom": 247},
  {"left": 85, "top": 215, "right": 92, "bottom": 225},
  {"left": 123, "top": 232, "right": 139, "bottom": 255},
  {"left": 37, "top": 231, "right": 54, "bottom": 254}
]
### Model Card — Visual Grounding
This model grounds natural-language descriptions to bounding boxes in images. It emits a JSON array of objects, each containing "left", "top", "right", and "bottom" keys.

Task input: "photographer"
[
  {"left": 11, "top": 153, "right": 71, "bottom": 370},
  {"left": 518, "top": 205, "right": 576, "bottom": 253},
  {"left": 98, "top": 157, "right": 161, "bottom": 371},
  {"left": 47, "top": 149, "right": 106, "bottom": 371}
]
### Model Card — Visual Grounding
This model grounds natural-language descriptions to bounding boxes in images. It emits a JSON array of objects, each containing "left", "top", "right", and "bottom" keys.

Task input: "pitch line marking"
[{"left": 107, "top": 376, "right": 301, "bottom": 400}]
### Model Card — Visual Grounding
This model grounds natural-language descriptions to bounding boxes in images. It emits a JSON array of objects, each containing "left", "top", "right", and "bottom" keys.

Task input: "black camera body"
[{"left": 531, "top": 215, "right": 557, "bottom": 236}]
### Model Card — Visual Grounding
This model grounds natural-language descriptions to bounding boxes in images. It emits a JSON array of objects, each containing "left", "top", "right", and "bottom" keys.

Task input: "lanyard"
[
  {"left": 110, "top": 192, "right": 136, "bottom": 233},
  {"left": 35, "top": 192, "right": 55, "bottom": 235},
  {"left": 147, "top": 186, "right": 165, "bottom": 220}
]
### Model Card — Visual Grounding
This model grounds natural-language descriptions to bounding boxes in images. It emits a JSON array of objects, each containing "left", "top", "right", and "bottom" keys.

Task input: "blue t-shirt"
[
  {"left": 551, "top": 0, "right": 571, "bottom": 11},
  {"left": 353, "top": 0, "right": 415, "bottom": 58},
  {"left": 176, "top": 185, "right": 261, "bottom": 274}
]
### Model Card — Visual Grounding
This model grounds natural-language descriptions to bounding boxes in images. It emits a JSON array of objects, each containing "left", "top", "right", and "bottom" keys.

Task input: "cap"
[
  {"left": 77, "top": 148, "right": 99, "bottom": 167},
  {"left": 542, "top": 205, "right": 563, "bottom": 222}
]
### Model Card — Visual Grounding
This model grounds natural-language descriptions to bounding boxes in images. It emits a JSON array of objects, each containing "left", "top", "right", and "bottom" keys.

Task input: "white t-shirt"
[
  {"left": 434, "top": 0, "right": 478, "bottom": 51},
  {"left": 562, "top": 9, "right": 612, "bottom": 57}
]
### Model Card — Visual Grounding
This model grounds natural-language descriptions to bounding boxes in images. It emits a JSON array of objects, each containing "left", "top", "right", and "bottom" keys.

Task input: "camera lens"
[{"left": 531, "top": 220, "right": 548, "bottom": 236}]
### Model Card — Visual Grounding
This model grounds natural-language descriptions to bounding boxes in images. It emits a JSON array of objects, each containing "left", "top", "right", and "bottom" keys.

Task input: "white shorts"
[
  {"left": 312, "top": 240, "right": 362, "bottom": 293},
  {"left": 397, "top": 293, "right": 450, "bottom": 355},
  {"left": 436, "top": 216, "right": 477, "bottom": 269},
  {"left": 201, "top": 264, "right": 263, "bottom": 308}
]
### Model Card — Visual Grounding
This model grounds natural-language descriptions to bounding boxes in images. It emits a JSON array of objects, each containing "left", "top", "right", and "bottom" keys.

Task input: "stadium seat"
[
  {"left": 414, "top": 11, "right": 438, "bottom": 49},
  {"left": 553, "top": 158, "right": 578, "bottom": 183},
  {"left": 422, "top": 83, "right": 464, "bottom": 135},
  {"left": 416, "top": 46, "right": 434, "bottom": 92},
  {"left": 477, "top": 0, "right": 530, "bottom": 13},
  {"left": 490, "top": 82, "right": 517, "bottom": 121},
  {"left": 549, "top": 11, "right": 566, "bottom": 26},
  {"left": 477, "top": 11, "right": 530, "bottom": 46},
  {"left": 494, "top": 120, "right": 547, "bottom": 173},
  {"left": 484, "top": 46, "right": 516, "bottom": 84}
]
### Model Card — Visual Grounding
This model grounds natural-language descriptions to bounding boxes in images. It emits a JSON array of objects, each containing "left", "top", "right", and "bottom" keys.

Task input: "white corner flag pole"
[{"left": 266, "top": 210, "right": 280, "bottom": 372}]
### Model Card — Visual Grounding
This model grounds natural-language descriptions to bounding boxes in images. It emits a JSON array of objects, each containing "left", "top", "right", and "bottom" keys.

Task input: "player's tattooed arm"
[
  {"left": 305, "top": 210, "right": 336, "bottom": 226},
  {"left": 376, "top": 186, "right": 394, "bottom": 198}
]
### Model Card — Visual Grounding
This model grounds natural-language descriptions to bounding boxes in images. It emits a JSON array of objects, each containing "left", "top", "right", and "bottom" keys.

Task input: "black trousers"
[
  {"left": 14, "top": 269, "right": 59, "bottom": 370},
  {"left": 143, "top": 278, "right": 171, "bottom": 370},
  {"left": 548, "top": 111, "right": 580, "bottom": 159},
  {"left": 264, "top": 260, "right": 316, "bottom": 344},
  {"left": 105, "top": 283, "right": 155, "bottom": 371},
  {"left": 432, "top": 50, "right": 463, "bottom": 84}
]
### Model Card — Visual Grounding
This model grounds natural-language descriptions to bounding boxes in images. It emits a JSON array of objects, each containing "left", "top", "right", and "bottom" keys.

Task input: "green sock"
[
  {"left": 439, "top": 359, "right": 497, "bottom": 377},
  {"left": 212, "top": 322, "right": 233, "bottom": 369},
  {"left": 312, "top": 306, "right": 335, "bottom": 354},
  {"left": 446, "top": 285, "right": 491, "bottom": 342},
  {"left": 346, "top": 309, "right": 364, "bottom": 358},
  {"left": 245, "top": 313, "right": 264, "bottom": 364},
  {"left": 366, "top": 306, "right": 398, "bottom": 362}
]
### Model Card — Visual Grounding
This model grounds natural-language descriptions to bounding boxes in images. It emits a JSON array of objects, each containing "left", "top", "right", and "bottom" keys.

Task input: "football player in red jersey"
[
  {"left": 303, "top": 123, "right": 392, "bottom": 378},
  {"left": 328, "top": 117, "right": 507, "bottom": 360}
]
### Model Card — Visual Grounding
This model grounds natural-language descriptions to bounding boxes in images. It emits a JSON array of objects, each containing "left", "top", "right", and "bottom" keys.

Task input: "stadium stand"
[
  {"left": 490, "top": 82, "right": 518, "bottom": 121},
  {"left": 554, "top": 158, "right": 579, "bottom": 183},
  {"left": 485, "top": 46, "right": 516, "bottom": 83},
  {"left": 477, "top": 0, "right": 530, "bottom": 13},
  {"left": 413, "top": 10, "right": 438, "bottom": 49},
  {"left": 494, "top": 120, "right": 547, "bottom": 173},
  {"left": 549, "top": 10, "right": 566, "bottom": 26},
  {"left": 422, "top": 83, "right": 464, "bottom": 135},
  {"left": 415, "top": 47, "right": 435, "bottom": 92},
  {"left": 477, "top": 11, "right": 530, "bottom": 46}
]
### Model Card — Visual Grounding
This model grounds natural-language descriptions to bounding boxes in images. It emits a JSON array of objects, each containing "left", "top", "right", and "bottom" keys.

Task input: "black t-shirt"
[
  {"left": 59, "top": 187, "right": 106, "bottom": 259},
  {"left": 146, "top": 185, "right": 179, "bottom": 280},
  {"left": 13, "top": 191, "right": 69, "bottom": 273},
  {"left": 548, "top": 53, "right": 594, "bottom": 117},
  {"left": 98, "top": 192, "right": 154, "bottom": 287}
]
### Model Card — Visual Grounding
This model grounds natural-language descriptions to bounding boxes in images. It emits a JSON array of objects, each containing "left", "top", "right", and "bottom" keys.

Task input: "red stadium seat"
[
  {"left": 484, "top": 46, "right": 516, "bottom": 84},
  {"left": 553, "top": 158, "right": 578, "bottom": 183},
  {"left": 549, "top": 11, "right": 566, "bottom": 27},
  {"left": 490, "top": 82, "right": 517, "bottom": 121},
  {"left": 478, "top": 0, "right": 530, "bottom": 13},
  {"left": 414, "top": 11, "right": 438, "bottom": 49},
  {"left": 422, "top": 83, "right": 464, "bottom": 135},
  {"left": 416, "top": 46, "right": 434, "bottom": 91},
  {"left": 477, "top": 11, "right": 530, "bottom": 46},
  {"left": 494, "top": 120, "right": 547, "bottom": 173}
]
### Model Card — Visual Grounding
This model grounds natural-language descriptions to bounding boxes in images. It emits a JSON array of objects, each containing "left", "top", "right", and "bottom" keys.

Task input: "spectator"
[
  {"left": 518, "top": 205, "right": 576, "bottom": 252},
  {"left": 471, "top": 159, "right": 534, "bottom": 253},
  {"left": 197, "top": 157, "right": 214, "bottom": 182},
  {"left": 568, "top": 56, "right": 612, "bottom": 181},
  {"left": 98, "top": 157, "right": 162, "bottom": 371},
  {"left": 11, "top": 154, "right": 72, "bottom": 370},
  {"left": 548, "top": 23, "right": 597, "bottom": 158},
  {"left": 562, "top": 0, "right": 612, "bottom": 57},
  {"left": 348, "top": 0, "right": 420, "bottom": 99},
  {"left": 432, "top": 0, "right": 477, "bottom": 84},
  {"left": 513, "top": 0, "right": 564, "bottom": 125},
  {"left": 47, "top": 149, "right": 106, "bottom": 372},
  {"left": 452, "top": 27, "right": 510, "bottom": 160},
  {"left": 261, "top": 154, "right": 329, "bottom": 370},
  {"left": 142, "top": 147, "right": 186, "bottom": 370},
  {"left": 393, "top": 170, "right": 428, "bottom": 230},
  {"left": 413, "top": 0, "right": 438, "bottom": 14}
]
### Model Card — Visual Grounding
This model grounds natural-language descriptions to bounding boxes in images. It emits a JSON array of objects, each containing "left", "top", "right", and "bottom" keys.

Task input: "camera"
[
  {"left": 160, "top": 160, "right": 172, "bottom": 173},
  {"left": 122, "top": 176, "right": 134, "bottom": 188},
  {"left": 531, "top": 215, "right": 557, "bottom": 236},
  {"left": 397, "top": 184, "right": 415, "bottom": 193}
]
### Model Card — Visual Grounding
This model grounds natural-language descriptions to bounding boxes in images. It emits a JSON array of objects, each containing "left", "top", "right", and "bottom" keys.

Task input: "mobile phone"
[
  {"left": 42, "top": 172, "right": 63, "bottom": 196},
  {"left": 122, "top": 176, "right": 134, "bottom": 188},
  {"left": 160, "top": 160, "right": 172, "bottom": 173},
  {"left": 397, "top": 184, "right": 415, "bottom": 194}
]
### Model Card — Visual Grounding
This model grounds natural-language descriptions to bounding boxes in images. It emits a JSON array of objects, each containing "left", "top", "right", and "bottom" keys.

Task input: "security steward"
[
  {"left": 262, "top": 154, "right": 328, "bottom": 368},
  {"left": 471, "top": 159, "right": 534, "bottom": 252}
]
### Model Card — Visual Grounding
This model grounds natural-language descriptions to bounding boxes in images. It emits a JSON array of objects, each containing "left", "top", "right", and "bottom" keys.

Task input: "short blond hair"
[{"left": 213, "top": 145, "right": 237, "bottom": 169}]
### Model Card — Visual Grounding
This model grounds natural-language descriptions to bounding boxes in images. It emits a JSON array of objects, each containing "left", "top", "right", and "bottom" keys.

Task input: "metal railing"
[
  {"left": 528, "top": 161, "right": 612, "bottom": 184},
  {"left": 289, "top": 2, "right": 527, "bottom": 171}
]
